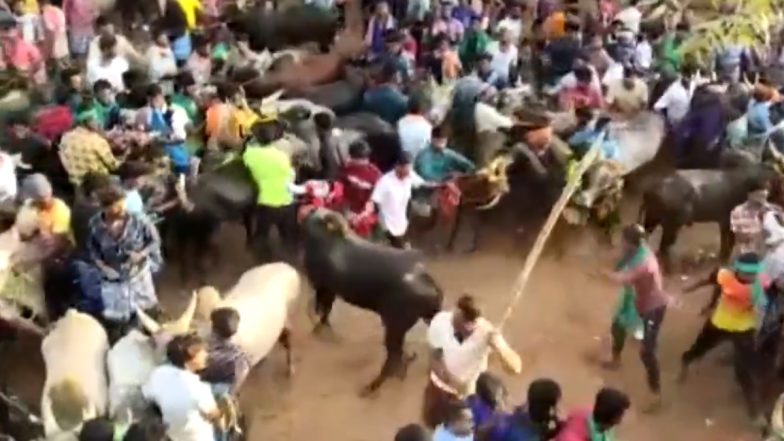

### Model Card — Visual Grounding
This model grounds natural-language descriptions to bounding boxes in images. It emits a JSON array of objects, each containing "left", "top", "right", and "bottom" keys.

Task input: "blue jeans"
[{"left": 211, "top": 383, "right": 232, "bottom": 441}]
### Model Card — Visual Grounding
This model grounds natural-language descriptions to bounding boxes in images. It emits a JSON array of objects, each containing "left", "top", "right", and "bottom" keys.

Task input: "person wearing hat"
[
  {"left": 243, "top": 119, "right": 299, "bottom": 261},
  {"left": 603, "top": 224, "right": 668, "bottom": 411},
  {"left": 370, "top": 152, "right": 431, "bottom": 248},
  {"left": 59, "top": 104, "right": 119, "bottom": 186},
  {"left": 679, "top": 252, "right": 768, "bottom": 422}
]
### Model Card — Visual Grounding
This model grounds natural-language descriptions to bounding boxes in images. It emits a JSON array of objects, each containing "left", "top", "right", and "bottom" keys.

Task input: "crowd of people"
[{"left": 1, "top": 0, "right": 784, "bottom": 438}]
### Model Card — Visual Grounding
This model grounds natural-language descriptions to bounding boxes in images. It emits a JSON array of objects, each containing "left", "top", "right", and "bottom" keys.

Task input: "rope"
[{"left": 495, "top": 131, "right": 607, "bottom": 330}]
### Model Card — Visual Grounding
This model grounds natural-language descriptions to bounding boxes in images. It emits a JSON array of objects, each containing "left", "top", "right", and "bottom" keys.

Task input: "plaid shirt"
[
  {"left": 58, "top": 127, "right": 119, "bottom": 185},
  {"left": 201, "top": 337, "right": 251, "bottom": 388},
  {"left": 731, "top": 201, "right": 773, "bottom": 255}
]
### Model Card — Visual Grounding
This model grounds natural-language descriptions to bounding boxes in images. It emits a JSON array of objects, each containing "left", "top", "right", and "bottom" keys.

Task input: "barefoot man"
[
  {"left": 603, "top": 225, "right": 668, "bottom": 411},
  {"left": 423, "top": 294, "right": 522, "bottom": 429}
]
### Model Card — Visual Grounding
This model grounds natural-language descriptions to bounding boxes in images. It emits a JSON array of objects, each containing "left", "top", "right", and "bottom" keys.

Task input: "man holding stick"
[{"left": 422, "top": 294, "right": 522, "bottom": 429}]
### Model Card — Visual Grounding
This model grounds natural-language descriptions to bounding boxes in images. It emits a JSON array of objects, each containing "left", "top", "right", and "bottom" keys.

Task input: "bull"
[
  {"left": 639, "top": 148, "right": 784, "bottom": 266},
  {"left": 40, "top": 310, "right": 109, "bottom": 438},
  {"left": 301, "top": 208, "right": 444, "bottom": 394}
]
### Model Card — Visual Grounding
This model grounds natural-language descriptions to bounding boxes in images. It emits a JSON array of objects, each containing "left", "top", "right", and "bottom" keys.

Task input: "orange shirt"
[{"left": 543, "top": 11, "right": 565, "bottom": 40}]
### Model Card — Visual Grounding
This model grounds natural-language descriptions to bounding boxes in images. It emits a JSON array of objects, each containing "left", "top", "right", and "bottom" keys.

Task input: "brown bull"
[{"left": 413, "top": 155, "right": 514, "bottom": 252}]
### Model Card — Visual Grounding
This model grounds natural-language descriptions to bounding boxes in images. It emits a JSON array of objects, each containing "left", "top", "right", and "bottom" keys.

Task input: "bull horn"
[
  {"left": 476, "top": 193, "right": 504, "bottom": 210},
  {"left": 164, "top": 291, "right": 198, "bottom": 335},
  {"left": 136, "top": 307, "right": 161, "bottom": 334}
]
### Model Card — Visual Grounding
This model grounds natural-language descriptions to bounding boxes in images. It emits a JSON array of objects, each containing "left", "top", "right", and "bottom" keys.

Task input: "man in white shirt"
[
  {"left": 86, "top": 34, "right": 129, "bottom": 91},
  {"left": 0, "top": 151, "right": 17, "bottom": 203},
  {"left": 487, "top": 28, "right": 518, "bottom": 86},
  {"left": 654, "top": 74, "right": 692, "bottom": 127},
  {"left": 371, "top": 153, "right": 429, "bottom": 248},
  {"left": 397, "top": 98, "right": 433, "bottom": 158},
  {"left": 634, "top": 35, "right": 653, "bottom": 72},
  {"left": 423, "top": 294, "right": 521, "bottom": 429},
  {"left": 614, "top": 0, "right": 642, "bottom": 34},
  {"left": 143, "top": 334, "right": 223, "bottom": 441},
  {"left": 495, "top": 4, "right": 524, "bottom": 43},
  {"left": 87, "top": 16, "right": 145, "bottom": 68}
]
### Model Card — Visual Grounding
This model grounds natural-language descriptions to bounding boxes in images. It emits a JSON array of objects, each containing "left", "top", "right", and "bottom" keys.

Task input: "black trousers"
[
  {"left": 681, "top": 320, "right": 758, "bottom": 415},
  {"left": 612, "top": 306, "right": 666, "bottom": 393},
  {"left": 386, "top": 232, "right": 408, "bottom": 249},
  {"left": 254, "top": 204, "right": 298, "bottom": 262}
]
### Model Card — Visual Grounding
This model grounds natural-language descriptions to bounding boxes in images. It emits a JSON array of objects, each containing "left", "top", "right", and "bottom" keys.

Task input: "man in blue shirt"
[
  {"left": 414, "top": 127, "right": 476, "bottom": 182},
  {"left": 362, "top": 62, "right": 409, "bottom": 124}
]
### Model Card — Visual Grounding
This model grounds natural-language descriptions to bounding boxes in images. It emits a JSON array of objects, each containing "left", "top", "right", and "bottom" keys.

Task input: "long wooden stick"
[{"left": 496, "top": 131, "right": 607, "bottom": 330}]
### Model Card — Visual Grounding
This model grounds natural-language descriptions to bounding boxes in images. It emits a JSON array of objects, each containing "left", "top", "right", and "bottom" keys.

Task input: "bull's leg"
[
  {"left": 361, "top": 317, "right": 416, "bottom": 396},
  {"left": 719, "top": 222, "right": 734, "bottom": 263},
  {"left": 658, "top": 222, "right": 682, "bottom": 272},
  {"left": 313, "top": 287, "right": 337, "bottom": 335},
  {"left": 243, "top": 209, "right": 255, "bottom": 249},
  {"left": 277, "top": 327, "right": 295, "bottom": 377}
]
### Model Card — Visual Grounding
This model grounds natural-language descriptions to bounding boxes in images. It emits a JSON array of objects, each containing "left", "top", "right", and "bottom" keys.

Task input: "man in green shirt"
[{"left": 242, "top": 119, "right": 299, "bottom": 261}]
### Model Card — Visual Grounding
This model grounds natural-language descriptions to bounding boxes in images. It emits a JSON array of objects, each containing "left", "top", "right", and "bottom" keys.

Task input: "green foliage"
[{"left": 644, "top": 0, "right": 781, "bottom": 59}]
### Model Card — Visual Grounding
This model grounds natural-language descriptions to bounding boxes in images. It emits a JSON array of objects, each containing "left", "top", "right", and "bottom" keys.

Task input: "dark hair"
[
  {"left": 456, "top": 294, "right": 481, "bottom": 321},
  {"left": 395, "top": 151, "right": 413, "bottom": 166},
  {"left": 379, "top": 62, "right": 399, "bottom": 83},
  {"left": 98, "top": 34, "right": 117, "bottom": 52},
  {"left": 348, "top": 139, "right": 371, "bottom": 159},
  {"left": 431, "top": 125, "right": 446, "bottom": 139},
  {"left": 166, "top": 333, "right": 206, "bottom": 368},
  {"left": 174, "top": 71, "right": 196, "bottom": 92},
  {"left": 527, "top": 378, "right": 562, "bottom": 424},
  {"left": 93, "top": 79, "right": 113, "bottom": 94},
  {"left": 736, "top": 252, "right": 761, "bottom": 267},
  {"left": 592, "top": 387, "right": 630, "bottom": 428},
  {"left": 217, "top": 82, "right": 240, "bottom": 101},
  {"left": 60, "top": 67, "right": 81, "bottom": 84},
  {"left": 117, "top": 161, "right": 153, "bottom": 181},
  {"left": 94, "top": 15, "right": 111, "bottom": 28},
  {"left": 211, "top": 307, "right": 240, "bottom": 339},
  {"left": 123, "top": 420, "right": 168, "bottom": 441},
  {"left": 574, "top": 66, "right": 592, "bottom": 83},
  {"left": 575, "top": 106, "right": 594, "bottom": 121},
  {"left": 96, "top": 184, "right": 126, "bottom": 209},
  {"left": 565, "top": 20, "right": 581, "bottom": 32},
  {"left": 479, "top": 52, "right": 493, "bottom": 62},
  {"left": 394, "top": 424, "right": 429, "bottom": 441},
  {"left": 621, "top": 224, "right": 645, "bottom": 246},
  {"left": 79, "top": 418, "right": 114, "bottom": 441},
  {"left": 81, "top": 172, "right": 112, "bottom": 197},
  {"left": 475, "top": 372, "right": 507, "bottom": 410},
  {"left": 146, "top": 84, "right": 164, "bottom": 100},
  {"left": 407, "top": 96, "right": 424, "bottom": 114}
]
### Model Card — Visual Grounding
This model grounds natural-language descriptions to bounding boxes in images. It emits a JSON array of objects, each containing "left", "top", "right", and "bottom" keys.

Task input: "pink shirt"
[
  {"left": 559, "top": 85, "right": 604, "bottom": 110},
  {"left": 1, "top": 36, "right": 44, "bottom": 82},
  {"left": 555, "top": 409, "right": 591, "bottom": 441},
  {"left": 619, "top": 251, "right": 668, "bottom": 314}
]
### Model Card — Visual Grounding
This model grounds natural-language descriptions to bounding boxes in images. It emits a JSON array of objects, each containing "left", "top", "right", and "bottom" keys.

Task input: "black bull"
[
  {"left": 301, "top": 209, "right": 444, "bottom": 394},
  {"left": 639, "top": 161, "right": 782, "bottom": 265}
]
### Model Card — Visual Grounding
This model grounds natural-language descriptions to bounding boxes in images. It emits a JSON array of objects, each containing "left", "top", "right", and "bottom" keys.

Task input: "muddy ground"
[{"left": 0, "top": 179, "right": 766, "bottom": 441}]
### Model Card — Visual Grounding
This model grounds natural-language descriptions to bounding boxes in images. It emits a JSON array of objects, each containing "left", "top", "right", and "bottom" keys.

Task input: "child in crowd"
[{"left": 200, "top": 306, "right": 251, "bottom": 396}]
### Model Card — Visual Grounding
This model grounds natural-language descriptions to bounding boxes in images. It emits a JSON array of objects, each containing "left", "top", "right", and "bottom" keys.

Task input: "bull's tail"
[{"left": 48, "top": 378, "right": 88, "bottom": 432}]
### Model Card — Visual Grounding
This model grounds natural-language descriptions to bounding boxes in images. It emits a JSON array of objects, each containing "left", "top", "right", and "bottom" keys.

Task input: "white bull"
[
  {"left": 106, "top": 295, "right": 198, "bottom": 419},
  {"left": 138, "top": 262, "right": 301, "bottom": 382},
  {"left": 41, "top": 309, "right": 109, "bottom": 438}
]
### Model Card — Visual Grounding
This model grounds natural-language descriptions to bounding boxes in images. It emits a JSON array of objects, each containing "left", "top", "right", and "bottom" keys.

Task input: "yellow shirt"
[
  {"left": 17, "top": 198, "right": 72, "bottom": 240},
  {"left": 21, "top": 0, "right": 39, "bottom": 14},
  {"left": 176, "top": 0, "right": 202, "bottom": 30}
]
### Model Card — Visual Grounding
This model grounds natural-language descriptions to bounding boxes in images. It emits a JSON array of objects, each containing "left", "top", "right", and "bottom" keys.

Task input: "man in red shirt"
[
  {"left": 339, "top": 140, "right": 381, "bottom": 237},
  {"left": 604, "top": 225, "right": 668, "bottom": 412},
  {"left": 559, "top": 66, "right": 604, "bottom": 111}
]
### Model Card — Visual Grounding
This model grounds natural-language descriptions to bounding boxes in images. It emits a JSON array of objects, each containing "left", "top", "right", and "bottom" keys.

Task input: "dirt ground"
[{"left": 0, "top": 186, "right": 767, "bottom": 441}]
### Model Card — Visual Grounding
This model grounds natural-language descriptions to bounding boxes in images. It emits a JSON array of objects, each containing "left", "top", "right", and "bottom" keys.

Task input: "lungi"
[{"left": 422, "top": 378, "right": 462, "bottom": 429}]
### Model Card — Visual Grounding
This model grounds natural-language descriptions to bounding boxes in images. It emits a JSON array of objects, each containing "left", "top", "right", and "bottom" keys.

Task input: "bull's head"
[
  {"left": 462, "top": 154, "right": 514, "bottom": 210},
  {"left": 302, "top": 208, "right": 352, "bottom": 240},
  {"left": 563, "top": 160, "right": 625, "bottom": 225},
  {"left": 136, "top": 291, "right": 199, "bottom": 338}
]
